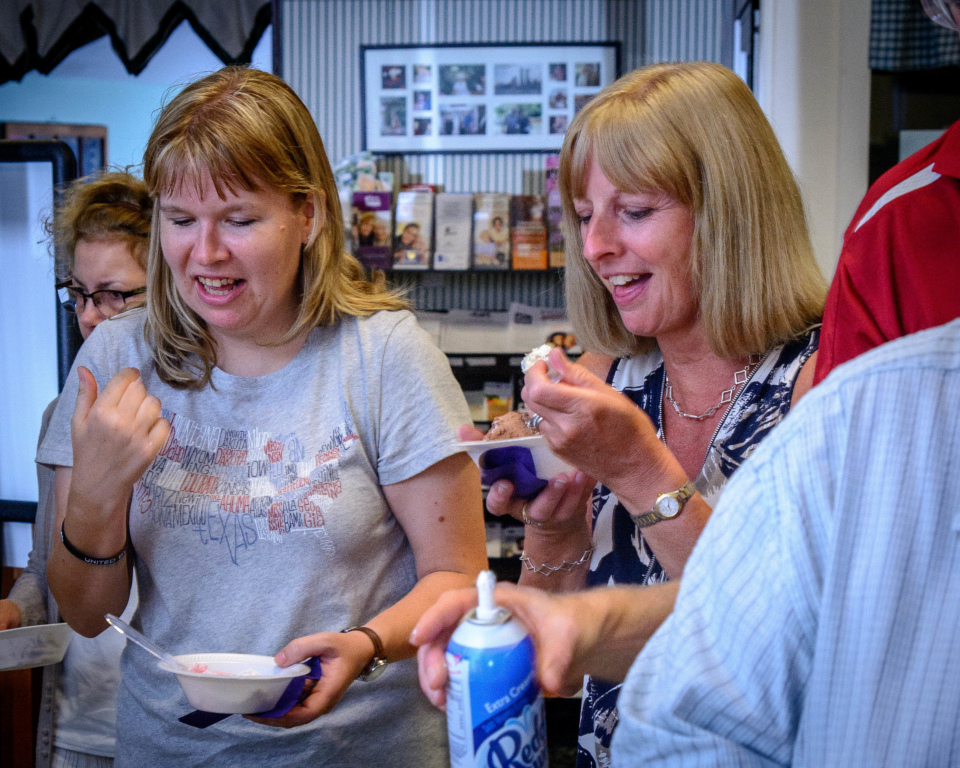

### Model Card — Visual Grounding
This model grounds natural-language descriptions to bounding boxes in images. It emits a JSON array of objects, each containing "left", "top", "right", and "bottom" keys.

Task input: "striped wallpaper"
[{"left": 281, "top": 0, "right": 727, "bottom": 310}]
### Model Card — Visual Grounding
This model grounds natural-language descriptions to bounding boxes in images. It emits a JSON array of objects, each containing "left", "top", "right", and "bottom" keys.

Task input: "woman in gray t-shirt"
[{"left": 42, "top": 68, "right": 487, "bottom": 768}]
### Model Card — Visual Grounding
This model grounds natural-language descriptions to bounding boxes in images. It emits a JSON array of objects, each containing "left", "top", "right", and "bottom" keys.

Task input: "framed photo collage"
[{"left": 361, "top": 42, "right": 620, "bottom": 153}]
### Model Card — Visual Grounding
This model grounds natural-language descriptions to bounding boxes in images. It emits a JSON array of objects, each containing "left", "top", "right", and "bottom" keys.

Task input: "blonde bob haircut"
[
  {"left": 143, "top": 66, "right": 407, "bottom": 389},
  {"left": 560, "top": 61, "right": 826, "bottom": 360},
  {"left": 48, "top": 169, "right": 151, "bottom": 279}
]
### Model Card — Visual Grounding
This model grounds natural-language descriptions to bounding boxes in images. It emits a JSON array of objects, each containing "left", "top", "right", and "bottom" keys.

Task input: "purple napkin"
[
  {"left": 479, "top": 446, "right": 548, "bottom": 500},
  {"left": 179, "top": 656, "right": 322, "bottom": 729}
]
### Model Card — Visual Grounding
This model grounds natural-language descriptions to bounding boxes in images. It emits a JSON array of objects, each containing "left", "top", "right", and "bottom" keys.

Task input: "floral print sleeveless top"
[{"left": 576, "top": 327, "right": 820, "bottom": 768}]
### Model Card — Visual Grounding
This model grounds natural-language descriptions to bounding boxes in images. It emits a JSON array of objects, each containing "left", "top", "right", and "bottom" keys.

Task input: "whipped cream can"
[{"left": 445, "top": 571, "right": 549, "bottom": 768}]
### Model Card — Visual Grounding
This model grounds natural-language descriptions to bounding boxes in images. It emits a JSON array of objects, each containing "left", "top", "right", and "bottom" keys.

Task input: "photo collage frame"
[{"left": 361, "top": 43, "right": 620, "bottom": 153}]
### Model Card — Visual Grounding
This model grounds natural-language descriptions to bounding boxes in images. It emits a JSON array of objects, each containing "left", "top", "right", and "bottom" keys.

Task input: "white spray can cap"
[
  {"left": 475, "top": 570, "right": 498, "bottom": 622},
  {"left": 464, "top": 570, "right": 511, "bottom": 626}
]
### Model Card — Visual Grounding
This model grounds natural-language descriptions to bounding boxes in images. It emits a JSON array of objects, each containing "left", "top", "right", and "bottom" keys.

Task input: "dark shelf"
[
  {"left": 446, "top": 351, "right": 578, "bottom": 415},
  {"left": 484, "top": 508, "right": 526, "bottom": 526},
  {"left": 489, "top": 556, "right": 523, "bottom": 584},
  {"left": 447, "top": 353, "right": 525, "bottom": 413},
  {"left": 446, "top": 352, "right": 526, "bottom": 369}
]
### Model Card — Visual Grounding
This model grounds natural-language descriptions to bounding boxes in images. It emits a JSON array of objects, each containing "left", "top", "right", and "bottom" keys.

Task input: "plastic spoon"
[{"left": 105, "top": 613, "right": 186, "bottom": 671}]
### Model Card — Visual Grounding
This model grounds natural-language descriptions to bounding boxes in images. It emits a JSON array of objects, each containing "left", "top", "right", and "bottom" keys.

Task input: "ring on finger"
[{"left": 521, "top": 503, "right": 543, "bottom": 528}]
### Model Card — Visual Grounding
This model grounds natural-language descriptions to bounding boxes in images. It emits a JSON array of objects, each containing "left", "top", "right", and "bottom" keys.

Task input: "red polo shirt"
[{"left": 815, "top": 120, "right": 960, "bottom": 384}]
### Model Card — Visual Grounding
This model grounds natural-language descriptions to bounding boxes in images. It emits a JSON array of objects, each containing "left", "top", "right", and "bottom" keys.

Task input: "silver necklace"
[{"left": 664, "top": 355, "right": 760, "bottom": 422}]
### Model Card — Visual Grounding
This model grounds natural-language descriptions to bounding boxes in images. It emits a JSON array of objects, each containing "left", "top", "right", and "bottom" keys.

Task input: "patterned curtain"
[{"left": 0, "top": 0, "right": 272, "bottom": 84}]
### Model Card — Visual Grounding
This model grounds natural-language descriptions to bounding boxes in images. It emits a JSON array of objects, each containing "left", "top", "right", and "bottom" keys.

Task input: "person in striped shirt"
[{"left": 415, "top": 316, "right": 960, "bottom": 767}]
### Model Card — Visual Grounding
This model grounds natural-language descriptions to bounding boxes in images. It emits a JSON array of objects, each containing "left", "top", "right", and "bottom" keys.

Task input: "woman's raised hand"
[
  {"left": 70, "top": 367, "right": 170, "bottom": 508},
  {"left": 522, "top": 348, "right": 665, "bottom": 491}
]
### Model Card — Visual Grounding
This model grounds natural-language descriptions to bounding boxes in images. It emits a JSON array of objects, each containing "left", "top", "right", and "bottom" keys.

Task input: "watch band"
[
  {"left": 340, "top": 626, "right": 388, "bottom": 681},
  {"left": 632, "top": 480, "right": 696, "bottom": 528}
]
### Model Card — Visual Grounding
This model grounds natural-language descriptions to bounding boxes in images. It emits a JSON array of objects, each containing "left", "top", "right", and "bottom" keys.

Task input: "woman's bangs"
[
  {"left": 153, "top": 132, "right": 261, "bottom": 201},
  {"left": 589, "top": 103, "right": 678, "bottom": 198},
  {"left": 564, "top": 127, "right": 595, "bottom": 200}
]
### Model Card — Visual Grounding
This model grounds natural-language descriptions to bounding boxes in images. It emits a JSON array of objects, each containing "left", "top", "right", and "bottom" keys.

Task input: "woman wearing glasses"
[
  {"left": 57, "top": 283, "right": 146, "bottom": 337},
  {"left": 0, "top": 171, "right": 150, "bottom": 768}
]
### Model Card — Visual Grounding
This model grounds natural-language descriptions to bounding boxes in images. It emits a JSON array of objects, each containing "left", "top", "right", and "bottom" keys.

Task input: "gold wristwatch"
[
  {"left": 632, "top": 481, "right": 696, "bottom": 528},
  {"left": 341, "top": 626, "right": 388, "bottom": 681}
]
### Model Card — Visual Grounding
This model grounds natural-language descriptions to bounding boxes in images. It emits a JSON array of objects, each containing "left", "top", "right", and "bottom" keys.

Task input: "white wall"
[
  {"left": 0, "top": 162, "right": 59, "bottom": 568},
  {"left": 757, "top": 0, "right": 872, "bottom": 278}
]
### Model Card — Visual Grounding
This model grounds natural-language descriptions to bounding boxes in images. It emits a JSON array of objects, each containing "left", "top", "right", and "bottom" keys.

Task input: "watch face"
[{"left": 658, "top": 496, "right": 680, "bottom": 517}]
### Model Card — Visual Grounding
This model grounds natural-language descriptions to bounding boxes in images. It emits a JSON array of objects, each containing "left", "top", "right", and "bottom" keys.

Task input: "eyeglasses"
[
  {"left": 56, "top": 280, "right": 147, "bottom": 317},
  {"left": 921, "top": 0, "right": 960, "bottom": 30}
]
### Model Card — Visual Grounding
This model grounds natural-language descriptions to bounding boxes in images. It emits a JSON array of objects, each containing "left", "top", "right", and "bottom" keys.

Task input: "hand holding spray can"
[{"left": 445, "top": 571, "right": 549, "bottom": 768}]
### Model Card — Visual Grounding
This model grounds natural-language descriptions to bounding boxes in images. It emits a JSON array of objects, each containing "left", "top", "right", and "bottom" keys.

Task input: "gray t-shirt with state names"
[{"left": 39, "top": 308, "right": 470, "bottom": 767}]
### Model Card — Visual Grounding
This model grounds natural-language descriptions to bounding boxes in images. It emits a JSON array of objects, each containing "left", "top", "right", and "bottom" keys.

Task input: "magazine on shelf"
[
  {"left": 352, "top": 191, "right": 393, "bottom": 271},
  {"left": 392, "top": 190, "right": 434, "bottom": 269},
  {"left": 339, "top": 188, "right": 354, "bottom": 255},
  {"left": 472, "top": 193, "right": 511, "bottom": 269},
  {"left": 510, "top": 195, "right": 548, "bottom": 270},
  {"left": 545, "top": 154, "right": 565, "bottom": 268},
  {"left": 433, "top": 193, "right": 474, "bottom": 270}
]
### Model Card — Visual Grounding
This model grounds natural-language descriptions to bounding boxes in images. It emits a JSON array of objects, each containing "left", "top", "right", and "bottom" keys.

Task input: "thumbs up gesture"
[{"left": 70, "top": 367, "right": 170, "bottom": 511}]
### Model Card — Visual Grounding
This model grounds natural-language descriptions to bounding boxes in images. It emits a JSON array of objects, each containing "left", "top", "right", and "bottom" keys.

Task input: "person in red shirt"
[{"left": 815, "top": 0, "right": 960, "bottom": 384}]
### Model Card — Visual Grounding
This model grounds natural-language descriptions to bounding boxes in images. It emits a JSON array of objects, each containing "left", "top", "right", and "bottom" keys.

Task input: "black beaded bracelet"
[{"left": 60, "top": 522, "right": 127, "bottom": 566}]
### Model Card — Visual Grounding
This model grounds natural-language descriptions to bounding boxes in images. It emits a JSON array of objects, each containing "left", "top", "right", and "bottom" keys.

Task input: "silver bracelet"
[{"left": 519, "top": 547, "right": 595, "bottom": 576}]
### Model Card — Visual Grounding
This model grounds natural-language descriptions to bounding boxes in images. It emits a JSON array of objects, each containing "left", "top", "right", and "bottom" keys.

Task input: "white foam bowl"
[
  {"left": 160, "top": 653, "right": 310, "bottom": 714},
  {"left": 0, "top": 623, "right": 73, "bottom": 671},
  {"left": 459, "top": 435, "right": 574, "bottom": 480}
]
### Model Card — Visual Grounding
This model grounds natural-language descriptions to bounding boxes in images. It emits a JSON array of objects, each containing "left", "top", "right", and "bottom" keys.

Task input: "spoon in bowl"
[{"left": 105, "top": 613, "right": 186, "bottom": 671}]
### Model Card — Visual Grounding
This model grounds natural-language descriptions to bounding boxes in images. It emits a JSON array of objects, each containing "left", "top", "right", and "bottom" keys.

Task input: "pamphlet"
[
  {"left": 352, "top": 191, "right": 393, "bottom": 271},
  {"left": 545, "top": 154, "right": 565, "bottom": 268},
  {"left": 510, "top": 195, "right": 548, "bottom": 270},
  {"left": 393, "top": 190, "right": 433, "bottom": 269},
  {"left": 434, "top": 193, "right": 474, "bottom": 270},
  {"left": 472, "top": 193, "right": 511, "bottom": 269}
]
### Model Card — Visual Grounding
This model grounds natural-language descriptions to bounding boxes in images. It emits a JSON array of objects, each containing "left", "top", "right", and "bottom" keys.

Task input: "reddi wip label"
[{"left": 446, "top": 635, "right": 549, "bottom": 768}]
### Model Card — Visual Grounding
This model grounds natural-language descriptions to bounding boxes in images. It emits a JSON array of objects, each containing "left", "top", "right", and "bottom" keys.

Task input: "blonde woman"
[
  {"left": 442, "top": 62, "right": 826, "bottom": 767},
  {"left": 42, "top": 67, "right": 486, "bottom": 767},
  {"left": 1, "top": 170, "right": 150, "bottom": 768}
]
